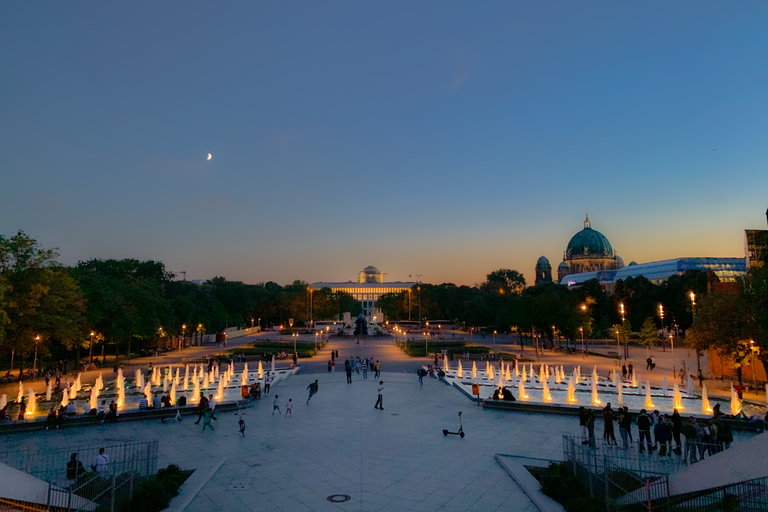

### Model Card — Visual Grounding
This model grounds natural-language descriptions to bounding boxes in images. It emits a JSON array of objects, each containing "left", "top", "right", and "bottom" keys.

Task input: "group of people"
[
  {"left": 44, "top": 399, "right": 118, "bottom": 429},
  {"left": 343, "top": 357, "right": 380, "bottom": 383},
  {"left": 579, "top": 403, "right": 739, "bottom": 463}
]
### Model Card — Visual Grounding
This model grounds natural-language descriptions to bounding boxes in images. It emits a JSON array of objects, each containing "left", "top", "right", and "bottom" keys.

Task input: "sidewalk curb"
[
  {"left": 495, "top": 454, "right": 566, "bottom": 512},
  {"left": 165, "top": 457, "right": 225, "bottom": 512}
]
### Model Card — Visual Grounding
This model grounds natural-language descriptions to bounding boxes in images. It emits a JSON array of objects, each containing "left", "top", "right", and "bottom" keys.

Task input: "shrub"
[
  {"left": 538, "top": 462, "right": 604, "bottom": 512},
  {"left": 130, "top": 464, "right": 192, "bottom": 512}
]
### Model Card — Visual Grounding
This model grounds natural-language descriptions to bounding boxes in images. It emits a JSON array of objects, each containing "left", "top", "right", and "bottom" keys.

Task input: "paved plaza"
[
  {"left": 3, "top": 335, "right": 762, "bottom": 512},
  {"left": 2, "top": 338, "right": 582, "bottom": 512}
]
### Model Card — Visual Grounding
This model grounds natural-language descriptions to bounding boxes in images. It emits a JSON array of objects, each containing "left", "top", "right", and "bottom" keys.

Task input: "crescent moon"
[{"left": 207, "top": 153, "right": 212, "bottom": 160}]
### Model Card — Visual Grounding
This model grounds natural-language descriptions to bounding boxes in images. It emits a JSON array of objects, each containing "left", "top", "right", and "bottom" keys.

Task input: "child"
[
  {"left": 285, "top": 399, "right": 292, "bottom": 417},
  {"left": 238, "top": 418, "right": 246, "bottom": 437},
  {"left": 201, "top": 409, "right": 215, "bottom": 432},
  {"left": 272, "top": 395, "right": 280, "bottom": 415}
]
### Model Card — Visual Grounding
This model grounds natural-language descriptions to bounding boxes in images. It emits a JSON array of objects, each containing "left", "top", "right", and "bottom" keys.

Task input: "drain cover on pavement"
[{"left": 327, "top": 494, "right": 351, "bottom": 503}]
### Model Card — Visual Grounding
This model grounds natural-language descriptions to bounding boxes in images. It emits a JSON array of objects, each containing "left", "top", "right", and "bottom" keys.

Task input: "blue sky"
[{"left": 2, "top": 2, "right": 767, "bottom": 286}]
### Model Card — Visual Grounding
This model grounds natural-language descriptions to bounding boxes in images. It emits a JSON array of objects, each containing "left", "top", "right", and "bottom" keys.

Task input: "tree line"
[
  {"left": 0, "top": 231, "right": 360, "bottom": 374},
  {"left": 378, "top": 265, "right": 767, "bottom": 378}
]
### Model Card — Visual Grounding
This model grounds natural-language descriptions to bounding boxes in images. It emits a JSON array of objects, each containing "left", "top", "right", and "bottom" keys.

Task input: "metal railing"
[
  {"left": 562, "top": 434, "right": 767, "bottom": 512},
  {"left": 666, "top": 476, "right": 768, "bottom": 512},
  {"left": 0, "top": 439, "right": 158, "bottom": 512}
]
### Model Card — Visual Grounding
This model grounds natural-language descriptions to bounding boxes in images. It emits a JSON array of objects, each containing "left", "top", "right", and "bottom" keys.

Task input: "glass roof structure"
[{"left": 560, "top": 257, "right": 746, "bottom": 289}]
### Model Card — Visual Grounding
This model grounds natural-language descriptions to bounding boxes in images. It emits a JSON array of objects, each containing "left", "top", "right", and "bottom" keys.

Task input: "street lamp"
[
  {"left": 33, "top": 335, "right": 41, "bottom": 373},
  {"left": 493, "top": 330, "right": 497, "bottom": 345},
  {"left": 423, "top": 331, "right": 429, "bottom": 358},
  {"left": 619, "top": 302, "right": 628, "bottom": 360},
  {"left": 580, "top": 304, "right": 588, "bottom": 355},
  {"left": 418, "top": 285, "right": 421, "bottom": 329},
  {"left": 690, "top": 291, "right": 702, "bottom": 381},
  {"left": 658, "top": 304, "right": 666, "bottom": 352},
  {"left": 89, "top": 331, "right": 96, "bottom": 364},
  {"left": 315, "top": 331, "right": 318, "bottom": 352},
  {"left": 292, "top": 332, "right": 299, "bottom": 357},
  {"left": 181, "top": 324, "right": 187, "bottom": 351}
]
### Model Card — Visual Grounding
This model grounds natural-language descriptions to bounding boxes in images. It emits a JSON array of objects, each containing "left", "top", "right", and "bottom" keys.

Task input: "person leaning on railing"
[{"left": 681, "top": 417, "right": 700, "bottom": 463}]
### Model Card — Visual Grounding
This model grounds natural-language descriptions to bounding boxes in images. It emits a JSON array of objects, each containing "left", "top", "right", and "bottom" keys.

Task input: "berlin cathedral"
[{"left": 535, "top": 215, "right": 624, "bottom": 285}]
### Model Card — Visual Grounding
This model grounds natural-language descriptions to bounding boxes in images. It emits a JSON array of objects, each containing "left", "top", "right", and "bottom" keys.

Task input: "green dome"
[
  {"left": 536, "top": 256, "right": 550, "bottom": 267},
  {"left": 565, "top": 216, "right": 614, "bottom": 259}
]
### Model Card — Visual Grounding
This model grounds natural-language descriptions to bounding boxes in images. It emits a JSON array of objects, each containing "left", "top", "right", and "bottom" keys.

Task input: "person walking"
[
  {"left": 374, "top": 381, "right": 384, "bottom": 410},
  {"left": 327, "top": 360, "right": 332, "bottom": 373},
  {"left": 355, "top": 359, "right": 361, "bottom": 375},
  {"left": 637, "top": 409, "right": 653, "bottom": 453},
  {"left": 238, "top": 417, "right": 246, "bottom": 437},
  {"left": 91, "top": 448, "right": 109, "bottom": 474},
  {"left": 193, "top": 393, "right": 209, "bottom": 424},
  {"left": 621, "top": 365, "right": 627, "bottom": 379},
  {"left": 272, "top": 395, "right": 281, "bottom": 415},
  {"left": 285, "top": 398, "right": 293, "bottom": 417},
  {"left": 264, "top": 371, "right": 271, "bottom": 395},
  {"left": 627, "top": 363, "right": 634, "bottom": 378},
  {"left": 306, "top": 380, "right": 319, "bottom": 404},
  {"left": 417, "top": 368, "right": 427, "bottom": 386},
  {"left": 345, "top": 360, "right": 352, "bottom": 384},
  {"left": 374, "top": 360, "right": 381, "bottom": 378},
  {"left": 579, "top": 407, "right": 589, "bottom": 444},
  {"left": 362, "top": 359, "right": 368, "bottom": 379},
  {"left": 201, "top": 408, "right": 215, "bottom": 432}
]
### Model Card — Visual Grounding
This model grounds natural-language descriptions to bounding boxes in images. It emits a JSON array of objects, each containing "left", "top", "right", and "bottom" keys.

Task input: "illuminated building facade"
[{"left": 311, "top": 266, "right": 416, "bottom": 322}]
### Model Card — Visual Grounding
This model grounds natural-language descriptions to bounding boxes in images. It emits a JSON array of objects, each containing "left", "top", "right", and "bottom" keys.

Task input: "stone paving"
[
  {"left": 5, "top": 336, "right": 757, "bottom": 511},
  {"left": 1, "top": 338, "right": 582, "bottom": 511}
]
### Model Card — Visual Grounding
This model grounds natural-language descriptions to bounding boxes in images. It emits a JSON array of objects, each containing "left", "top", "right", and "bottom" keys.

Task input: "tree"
[
  {"left": 0, "top": 231, "right": 85, "bottom": 373},
  {"left": 687, "top": 286, "right": 756, "bottom": 384},
  {"left": 483, "top": 269, "right": 526, "bottom": 295},
  {"left": 637, "top": 317, "right": 658, "bottom": 351},
  {"left": 72, "top": 259, "right": 173, "bottom": 358}
]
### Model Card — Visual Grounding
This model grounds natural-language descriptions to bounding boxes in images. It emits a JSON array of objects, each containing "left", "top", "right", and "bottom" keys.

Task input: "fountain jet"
[
  {"left": 519, "top": 379, "right": 528, "bottom": 400},
  {"left": 192, "top": 378, "right": 200, "bottom": 402},
  {"left": 90, "top": 385, "right": 98, "bottom": 410},
  {"left": 591, "top": 376, "right": 601, "bottom": 405},
  {"left": 673, "top": 383, "right": 683, "bottom": 410},
  {"left": 645, "top": 381, "right": 655, "bottom": 409},
  {"left": 567, "top": 376, "right": 577, "bottom": 403},
  {"left": 457, "top": 361, "right": 463, "bottom": 378},
  {"left": 26, "top": 388, "right": 36, "bottom": 416},
  {"left": 730, "top": 384, "right": 742, "bottom": 415},
  {"left": 702, "top": 383, "right": 712, "bottom": 413},
  {"left": 542, "top": 378, "right": 552, "bottom": 402},
  {"left": 472, "top": 361, "right": 477, "bottom": 379}
]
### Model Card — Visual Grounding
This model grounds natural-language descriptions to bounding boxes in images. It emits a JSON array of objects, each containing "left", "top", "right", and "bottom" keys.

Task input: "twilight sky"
[{"left": 2, "top": 2, "right": 767, "bottom": 287}]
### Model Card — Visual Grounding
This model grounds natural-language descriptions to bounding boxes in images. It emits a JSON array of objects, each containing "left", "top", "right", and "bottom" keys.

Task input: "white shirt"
[
  {"left": 93, "top": 453, "right": 109, "bottom": 473},
  {"left": 378, "top": 384, "right": 383, "bottom": 395}
]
